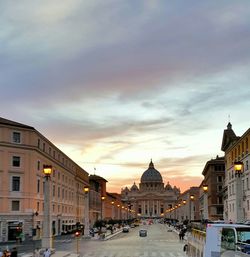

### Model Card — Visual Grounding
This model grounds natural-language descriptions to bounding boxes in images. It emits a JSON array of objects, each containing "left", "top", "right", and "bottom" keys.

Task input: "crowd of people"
[
  {"left": 0, "top": 247, "right": 51, "bottom": 257},
  {"left": 0, "top": 247, "right": 17, "bottom": 257}
]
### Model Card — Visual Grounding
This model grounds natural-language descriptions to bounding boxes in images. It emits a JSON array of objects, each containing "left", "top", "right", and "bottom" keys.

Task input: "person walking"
[
  {"left": 3, "top": 250, "right": 10, "bottom": 257},
  {"left": 34, "top": 248, "right": 40, "bottom": 257},
  {"left": 10, "top": 248, "right": 17, "bottom": 257},
  {"left": 43, "top": 249, "right": 50, "bottom": 257}
]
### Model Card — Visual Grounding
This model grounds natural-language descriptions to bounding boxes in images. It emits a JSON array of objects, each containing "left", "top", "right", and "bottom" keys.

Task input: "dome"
[
  {"left": 131, "top": 182, "right": 139, "bottom": 191},
  {"left": 140, "top": 160, "right": 163, "bottom": 183}
]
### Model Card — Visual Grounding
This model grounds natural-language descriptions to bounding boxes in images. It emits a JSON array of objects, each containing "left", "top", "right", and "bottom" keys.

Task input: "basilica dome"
[{"left": 140, "top": 160, "right": 163, "bottom": 183}]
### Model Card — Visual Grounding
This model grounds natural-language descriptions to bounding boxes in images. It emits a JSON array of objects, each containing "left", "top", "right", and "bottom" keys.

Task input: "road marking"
[{"left": 80, "top": 251, "right": 186, "bottom": 257}]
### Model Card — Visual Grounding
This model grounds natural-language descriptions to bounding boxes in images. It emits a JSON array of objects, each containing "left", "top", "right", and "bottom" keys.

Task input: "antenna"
[{"left": 228, "top": 114, "right": 231, "bottom": 122}]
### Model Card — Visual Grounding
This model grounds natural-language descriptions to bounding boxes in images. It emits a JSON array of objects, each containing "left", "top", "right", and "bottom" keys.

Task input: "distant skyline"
[{"left": 1, "top": 1, "right": 250, "bottom": 193}]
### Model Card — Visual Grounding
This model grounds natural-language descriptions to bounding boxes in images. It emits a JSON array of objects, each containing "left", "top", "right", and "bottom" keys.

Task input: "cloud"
[
  {"left": 1, "top": 0, "right": 250, "bottom": 193},
  {"left": 1, "top": 0, "right": 250, "bottom": 107}
]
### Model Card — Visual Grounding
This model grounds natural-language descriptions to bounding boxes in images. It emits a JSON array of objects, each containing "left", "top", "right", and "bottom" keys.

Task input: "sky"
[{"left": 1, "top": 0, "right": 250, "bottom": 193}]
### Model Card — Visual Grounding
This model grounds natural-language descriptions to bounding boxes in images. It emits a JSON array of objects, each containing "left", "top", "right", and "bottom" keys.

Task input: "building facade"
[
  {"left": 121, "top": 160, "right": 180, "bottom": 218},
  {"left": 167, "top": 186, "right": 200, "bottom": 222},
  {"left": 221, "top": 122, "right": 250, "bottom": 222},
  {"left": 0, "top": 117, "right": 89, "bottom": 242},
  {"left": 200, "top": 156, "right": 225, "bottom": 221}
]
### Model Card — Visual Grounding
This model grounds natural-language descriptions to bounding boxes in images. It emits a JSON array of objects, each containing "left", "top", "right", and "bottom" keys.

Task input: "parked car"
[
  {"left": 139, "top": 229, "right": 147, "bottom": 237},
  {"left": 123, "top": 226, "right": 130, "bottom": 233},
  {"left": 130, "top": 224, "right": 135, "bottom": 228}
]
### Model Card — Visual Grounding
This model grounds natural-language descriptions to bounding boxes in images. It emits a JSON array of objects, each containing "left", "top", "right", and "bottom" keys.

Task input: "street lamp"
[
  {"left": 111, "top": 201, "right": 115, "bottom": 219},
  {"left": 203, "top": 184, "right": 208, "bottom": 193},
  {"left": 234, "top": 161, "right": 244, "bottom": 177},
  {"left": 42, "top": 165, "right": 52, "bottom": 250},
  {"left": 190, "top": 195, "right": 195, "bottom": 221},
  {"left": 83, "top": 186, "right": 90, "bottom": 238},
  {"left": 101, "top": 196, "right": 105, "bottom": 220},
  {"left": 234, "top": 161, "right": 244, "bottom": 222},
  {"left": 202, "top": 185, "right": 209, "bottom": 220}
]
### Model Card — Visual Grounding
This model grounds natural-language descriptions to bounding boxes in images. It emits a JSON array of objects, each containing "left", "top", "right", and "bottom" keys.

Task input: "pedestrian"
[
  {"left": 43, "top": 249, "right": 50, "bottom": 257},
  {"left": 179, "top": 229, "right": 184, "bottom": 240},
  {"left": 3, "top": 250, "right": 10, "bottom": 257},
  {"left": 34, "top": 248, "right": 40, "bottom": 257},
  {"left": 10, "top": 248, "right": 17, "bottom": 257}
]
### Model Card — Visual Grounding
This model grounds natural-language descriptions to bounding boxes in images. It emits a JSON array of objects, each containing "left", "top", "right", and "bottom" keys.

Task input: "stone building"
[
  {"left": 221, "top": 122, "right": 250, "bottom": 222},
  {"left": 200, "top": 155, "right": 225, "bottom": 221},
  {"left": 121, "top": 160, "right": 180, "bottom": 218},
  {"left": 0, "top": 117, "right": 89, "bottom": 242}
]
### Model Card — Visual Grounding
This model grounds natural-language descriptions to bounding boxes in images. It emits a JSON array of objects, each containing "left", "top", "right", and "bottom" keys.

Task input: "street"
[{"left": 54, "top": 223, "right": 186, "bottom": 257}]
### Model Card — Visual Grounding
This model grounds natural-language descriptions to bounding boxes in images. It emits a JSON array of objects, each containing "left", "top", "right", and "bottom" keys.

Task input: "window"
[
  {"left": 38, "top": 139, "right": 40, "bottom": 148},
  {"left": 12, "top": 132, "right": 21, "bottom": 143},
  {"left": 218, "top": 176, "right": 222, "bottom": 182},
  {"left": 12, "top": 156, "right": 20, "bottom": 167},
  {"left": 221, "top": 228, "right": 236, "bottom": 250},
  {"left": 53, "top": 185, "right": 55, "bottom": 197},
  {"left": 218, "top": 196, "right": 223, "bottom": 204},
  {"left": 12, "top": 176, "right": 20, "bottom": 191},
  {"left": 246, "top": 160, "right": 249, "bottom": 171},
  {"left": 37, "top": 202, "right": 40, "bottom": 211},
  {"left": 12, "top": 200, "right": 20, "bottom": 211},
  {"left": 217, "top": 206, "right": 223, "bottom": 214},
  {"left": 37, "top": 161, "right": 40, "bottom": 171},
  {"left": 43, "top": 143, "right": 45, "bottom": 151},
  {"left": 37, "top": 179, "right": 40, "bottom": 193}
]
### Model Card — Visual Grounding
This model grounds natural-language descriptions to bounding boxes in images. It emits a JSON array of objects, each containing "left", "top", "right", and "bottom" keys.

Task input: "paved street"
[{"left": 54, "top": 223, "right": 186, "bottom": 257}]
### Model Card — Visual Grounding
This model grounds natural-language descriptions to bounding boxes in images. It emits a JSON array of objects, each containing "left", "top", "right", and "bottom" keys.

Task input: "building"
[
  {"left": 0, "top": 117, "right": 89, "bottom": 242},
  {"left": 200, "top": 155, "right": 225, "bottom": 221},
  {"left": 121, "top": 160, "right": 180, "bottom": 218},
  {"left": 89, "top": 175, "right": 108, "bottom": 227},
  {"left": 169, "top": 186, "right": 200, "bottom": 221},
  {"left": 221, "top": 122, "right": 250, "bottom": 222}
]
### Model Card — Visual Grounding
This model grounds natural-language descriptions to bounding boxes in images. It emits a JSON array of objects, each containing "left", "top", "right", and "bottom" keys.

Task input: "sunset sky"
[{"left": 1, "top": 1, "right": 250, "bottom": 193}]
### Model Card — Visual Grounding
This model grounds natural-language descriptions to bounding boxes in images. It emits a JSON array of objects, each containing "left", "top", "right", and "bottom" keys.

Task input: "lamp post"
[
  {"left": 83, "top": 186, "right": 90, "bottom": 238},
  {"left": 190, "top": 195, "right": 195, "bottom": 221},
  {"left": 234, "top": 161, "right": 244, "bottom": 223},
  {"left": 202, "top": 184, "right": 209, "bottom": 220},
  {"left": 111, "top": 201, "right": 115, "bottom": 219},
  {"left": 42, "top": 165, "right": 52, "bottom": 250},
  {"left": 101, "top": 196, "right": 105, "bottom": 220}
]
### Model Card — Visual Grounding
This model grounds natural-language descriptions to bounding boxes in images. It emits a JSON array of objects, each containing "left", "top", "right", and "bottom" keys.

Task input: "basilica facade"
[{"left": 121, "top": 160, "right": 180, "bottom": 218}]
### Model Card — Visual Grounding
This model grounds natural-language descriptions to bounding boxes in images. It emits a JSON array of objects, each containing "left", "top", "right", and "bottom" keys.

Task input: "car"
[
  {"left": 130, "top": 224, "right": 135, "bottom": 228},
  {"left": 123, "top": 226, "right": 130, "bottom": 233},
  {"left": 139, "top": 229, "right": 147, "bottom": 237}
]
